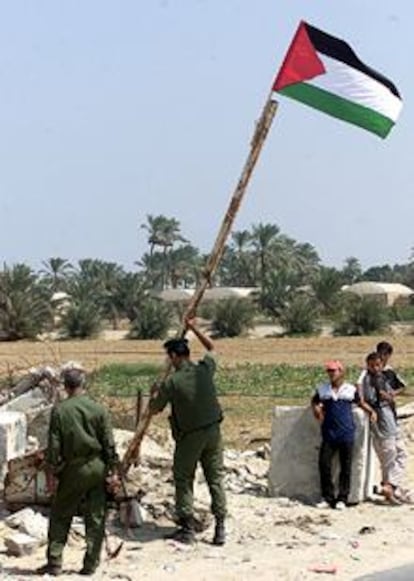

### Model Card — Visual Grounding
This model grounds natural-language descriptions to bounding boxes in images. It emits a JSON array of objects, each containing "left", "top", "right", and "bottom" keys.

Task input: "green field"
[{"left": 91, "top": 362, "right": 414, "bottom": 399}]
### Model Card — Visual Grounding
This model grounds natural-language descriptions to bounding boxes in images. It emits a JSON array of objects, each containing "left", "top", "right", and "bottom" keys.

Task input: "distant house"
[
  {"left": 342, "top": 282, "right": 414, "bottom": 307},
  {"left": 154, "top": 287, "right": 258, "bottom": 303},
  {"left": 50, "top": 291, "right": 71, "bottom": 324}
]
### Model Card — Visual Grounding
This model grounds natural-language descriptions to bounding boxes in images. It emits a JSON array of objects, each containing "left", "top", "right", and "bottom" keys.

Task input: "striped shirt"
[{"left": 312, "top": 382, "right": 358, "bottom": 444}]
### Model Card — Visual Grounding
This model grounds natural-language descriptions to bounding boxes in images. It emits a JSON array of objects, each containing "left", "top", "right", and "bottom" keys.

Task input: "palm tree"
[
  {"left": 251, "top": 223, "right": 280, "bottom": 283},
  {"left": 168, "top": 244, "right": 200, "bottom": 288},
  {"left": 138, "top": 252, "right": 165, "bottom": 290},
  {"left": 141, "top": 215, "right": 186, "bottom": 253},
  {"left": 96, "top": 262, "right": 126, "bottom": 330},
  {"left": 68, "top": 260, "right": 126, "bottom": 330},
  {"left": 140, "top": 215, "right": 187, "bottom": 289},
  {"left": 342, "top": 257, "right": 362, "bottom": 285},
  {"left": 40, "top": 257, "right": 73, "bottom": 293},
  {"left": 0, "top": 264, "right": 52, "bottom": 340},
  {"left": 230, "top": 230, "right": 255, "bottom": 286},
  {"left": 117, "top": 272, "right": 148, "bottom": 322},
  {"left": 312, "top": 266, "right": 343, "bottom": 314},
  {"left": 141, "top": 214, "right": 167, "bottom": 257}
]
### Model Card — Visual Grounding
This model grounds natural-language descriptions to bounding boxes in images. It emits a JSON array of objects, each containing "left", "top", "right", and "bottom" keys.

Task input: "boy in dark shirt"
[
  {"left": 359, "top": 351, "right": 410, "bottom": 504},
  {"left": 376, "top": 341, "right": 406, "bottom": 396}
]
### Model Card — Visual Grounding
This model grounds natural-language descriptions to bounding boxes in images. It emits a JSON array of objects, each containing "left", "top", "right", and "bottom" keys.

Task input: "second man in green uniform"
[{"left": 150, "top": 317, "right": 226, "bottom": 545}]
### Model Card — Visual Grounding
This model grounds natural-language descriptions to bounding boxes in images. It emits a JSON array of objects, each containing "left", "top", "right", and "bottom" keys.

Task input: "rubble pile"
[
  {"left": 0, "top": 362, "right": 271, "bottom": 556},
  {"left": 115, "top": 430, "right": 269, "bottom": 524}
]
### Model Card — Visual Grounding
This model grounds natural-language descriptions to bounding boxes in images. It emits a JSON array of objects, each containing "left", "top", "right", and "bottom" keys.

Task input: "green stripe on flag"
[{"left": 279, "top": 82, "right": 395, "bottom": 138}]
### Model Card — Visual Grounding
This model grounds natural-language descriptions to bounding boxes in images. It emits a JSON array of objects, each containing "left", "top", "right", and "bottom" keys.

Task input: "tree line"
[{"left": 1, "top": 214, "right": 414, "bottom": 341}]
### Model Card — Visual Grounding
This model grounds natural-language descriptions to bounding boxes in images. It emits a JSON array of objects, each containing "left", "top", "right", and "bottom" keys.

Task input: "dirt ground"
[
  {"left": 1, "top": 466, "right": 414, "bottom": 580},
  {"left": 1, "top": 336, "right": 414, "bottom": 579}
]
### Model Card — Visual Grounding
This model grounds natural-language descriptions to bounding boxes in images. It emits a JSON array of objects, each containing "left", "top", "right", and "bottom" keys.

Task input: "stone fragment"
[
  {"left": 5, "top": 507, "right": 35, "bottom": 529},
  {"left": 4, "top": 532, "right": 41, "bottom": 556},
  {"left": 4, "top": 390, "right": 51, "bottom": 449},
  {"left": 5, "top": 507, "right": 48, "bottom": 543}
]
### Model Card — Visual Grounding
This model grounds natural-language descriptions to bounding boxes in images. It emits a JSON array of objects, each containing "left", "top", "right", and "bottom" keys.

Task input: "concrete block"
[
  {"left": 6, "top": 507, "right": 48, "bottom": 542},
  {"left": 4, "top": 532, "right": 41, "bottom": 556},
  {"left": 4, "top": 390, "right": 52, "bottom": 449},
  {"left": 4, "top": 451, "right": 50, "bottom": 507},
  {"left": 269, "top": 406, "right": 378, "bottom": 503},
  {"left": 0, "top": 411, "right": 27, "bottom": 479}
]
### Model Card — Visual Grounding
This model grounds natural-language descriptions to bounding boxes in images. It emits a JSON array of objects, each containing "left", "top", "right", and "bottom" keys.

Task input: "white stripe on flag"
[{"left": 309, "top": 55, "right": 402, "bottom": 122}]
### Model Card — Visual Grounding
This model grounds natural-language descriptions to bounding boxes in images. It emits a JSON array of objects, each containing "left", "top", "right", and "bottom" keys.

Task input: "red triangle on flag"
[{"left": 273, "top": 21, "right": 326, "bottom": 91}]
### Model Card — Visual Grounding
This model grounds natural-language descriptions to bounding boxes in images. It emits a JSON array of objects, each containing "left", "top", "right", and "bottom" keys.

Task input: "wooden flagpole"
[{"left": 121, "top": 95, "right": 279, "bottom": 474}]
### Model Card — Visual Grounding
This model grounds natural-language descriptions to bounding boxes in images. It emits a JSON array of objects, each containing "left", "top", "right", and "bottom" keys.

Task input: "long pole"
[{"left": 121, "top": 95, "right": 279, "bottom": 473}]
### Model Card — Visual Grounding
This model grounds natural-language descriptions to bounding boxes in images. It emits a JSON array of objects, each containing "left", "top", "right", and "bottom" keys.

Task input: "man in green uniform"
[
  {"left": 37, "top": 366, "right": 118, "bottom": 577},
  {"left": 150, "top": 317, "right": 226, "bottom": 545}
]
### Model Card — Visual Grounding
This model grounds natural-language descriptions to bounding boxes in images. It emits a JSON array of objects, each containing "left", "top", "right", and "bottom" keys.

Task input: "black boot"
[
  {"left": 212, "top": 518, "right": 225, "bottom": 546},
  {"left": 36, "top": 563, "right": 62, "bottom": 576},
  {"left": 166, "top": 517, "right": 195, "bottom": 545}
]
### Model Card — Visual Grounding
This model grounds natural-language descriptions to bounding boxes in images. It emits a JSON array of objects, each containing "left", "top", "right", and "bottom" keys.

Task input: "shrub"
[
  {"left": 211, "top": 298, "right": 255, "bottom": 338},
  {"left": 198, "top": 302, "right": 216, "bottom": 321},
  {"left": 129, "top": 298, "right": 172, "bottom": 339},
  {"left": 61, "top": 299, "right": 103, "bottom": 339},
  {"left": 279, "top": 295, "right": 320, "bottom": 336},
  {"left": 390, "top": 304, "right": 414, "bottom": 322},
  {"left": 334, "top": 295, "right": 388, "bottom": 336}
]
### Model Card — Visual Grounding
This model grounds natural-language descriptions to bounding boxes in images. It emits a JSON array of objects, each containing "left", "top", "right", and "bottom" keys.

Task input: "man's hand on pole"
[{"left": 183, "top": 315, "right": 214, "bottom": 352}]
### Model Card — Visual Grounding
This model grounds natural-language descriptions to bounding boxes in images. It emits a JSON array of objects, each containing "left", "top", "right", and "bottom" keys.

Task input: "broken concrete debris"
[
  {"left": 0, "top": 411, "right": 27, "bottom": 480},
  {"left": 4, "top": 531, "right": 42, "bottom": 556},
  {"left": 0, "top": 362, "right": 270, "bottom": 553},
  {"left": 2, "top": 508, "right": 49, "bottom": 556},
  {"left": 5, "top": 507, "right": 48, "bottom": 541},
  {"left": 113, "top": 429, "right": 269, "bottom": 523}
]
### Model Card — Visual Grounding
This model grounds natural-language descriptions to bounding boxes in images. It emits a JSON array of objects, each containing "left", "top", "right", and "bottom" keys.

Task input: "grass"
[
  {"left": 90, "top": 361, "right": 414, "bottom": 449},
  {"left": 90, "top": 361, "right": 414, "bottom": 399},
  {"left": 90, "top": 361, "right": 325, "bottom": 399},
  {"left": 90, "top": 362, "right": 161, "bottom": 396}
]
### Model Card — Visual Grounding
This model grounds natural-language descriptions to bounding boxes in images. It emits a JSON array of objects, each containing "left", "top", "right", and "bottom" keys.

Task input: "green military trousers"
[
  {"left": 47, "top": 457, "right": 107, "bottom": 571},
  {"left": 173, "top": 422, "right": 226, "bottom": 521}
]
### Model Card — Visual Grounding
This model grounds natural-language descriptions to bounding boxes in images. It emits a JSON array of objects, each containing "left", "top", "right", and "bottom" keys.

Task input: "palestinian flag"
[{"left": 272, "top": 21, "right": 402, "bottom": 138}]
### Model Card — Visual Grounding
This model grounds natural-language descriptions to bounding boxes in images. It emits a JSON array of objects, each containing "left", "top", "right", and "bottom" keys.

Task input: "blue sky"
[{"left": 0, "top": 1, "right": 412, "bottom": 270}]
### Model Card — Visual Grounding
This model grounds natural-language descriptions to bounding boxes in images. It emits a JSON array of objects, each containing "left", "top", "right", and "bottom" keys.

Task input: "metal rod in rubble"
[{"left": 121, "top": 96, "right": 279, "bottom": 474}]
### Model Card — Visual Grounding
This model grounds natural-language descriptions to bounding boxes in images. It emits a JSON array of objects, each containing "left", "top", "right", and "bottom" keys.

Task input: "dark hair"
[
  {"left": 62, "top": 368, "right": 86, "bottom": 390},
  {"left": 163, "top": 338, "right": 190, "bottom": 357},
  {"left": 376, "top": 341, "right": 393, "bottom": 356},
  {"left": 366, "top": 351, "right": 381, "bottom": 364}
]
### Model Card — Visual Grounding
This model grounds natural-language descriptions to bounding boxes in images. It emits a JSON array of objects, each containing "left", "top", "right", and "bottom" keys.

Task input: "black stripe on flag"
[{"left": 305, "top": 22, "right": 401, "bottom": 99}]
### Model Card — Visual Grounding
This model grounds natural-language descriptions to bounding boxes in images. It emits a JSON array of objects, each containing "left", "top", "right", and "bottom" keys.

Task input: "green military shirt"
[
  {"left": 150, "top": 352, "right": 222, "bottom": 436},
  {"left": 46, "top": 394, "right": 117, "bottom": 472}
]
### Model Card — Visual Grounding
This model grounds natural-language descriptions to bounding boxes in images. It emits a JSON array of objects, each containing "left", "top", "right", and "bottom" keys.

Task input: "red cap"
[{"left": 325, "top": 360, "right": 344, "bottom": 372}]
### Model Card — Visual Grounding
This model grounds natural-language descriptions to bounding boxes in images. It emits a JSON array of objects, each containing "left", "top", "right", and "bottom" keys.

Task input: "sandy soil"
[
  {"left": 1, "top": 492, "right": 414, "bottom": 580},
  {"left": 2, "top": 417, "right": 414, "bottom": 581},
  {"left": 1, "top": 336, "right": 414, "bottom": 579}
]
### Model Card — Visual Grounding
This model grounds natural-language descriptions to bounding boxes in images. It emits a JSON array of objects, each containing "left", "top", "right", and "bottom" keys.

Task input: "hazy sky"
[{"left": 0, "top": 1, "right": 412, "bottom": 270}]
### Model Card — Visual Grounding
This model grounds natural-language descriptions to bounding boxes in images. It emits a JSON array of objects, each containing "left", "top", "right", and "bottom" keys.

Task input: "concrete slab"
[
  {"left": 4, "top": 389, "right": 51, "bottom": 448},
  {"left": 269, "top": 406, "right": 377, "bottom": 503},
  {"left": 0, "top": 411, "right": 27, "bottom": 479}
]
